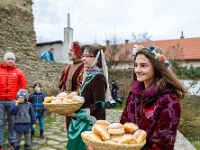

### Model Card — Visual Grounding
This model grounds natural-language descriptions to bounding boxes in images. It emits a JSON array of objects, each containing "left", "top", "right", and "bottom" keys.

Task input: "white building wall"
[
  {"left": 36, "top": 27, "right": 73, "bottom": 64},
  {"left": 181, "top": 60, "right": 200, "bottom": 68},
  {"left": 36, "top": 43, "right": 64, "bottom": 63},
  {"left": 60, "top": 27, "right": 73, "bottom": 64}
]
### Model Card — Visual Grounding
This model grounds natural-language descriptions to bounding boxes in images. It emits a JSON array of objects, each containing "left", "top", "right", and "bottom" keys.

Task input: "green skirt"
[{"left": 66, "top": 109, "right": 96, "bottom": 150}]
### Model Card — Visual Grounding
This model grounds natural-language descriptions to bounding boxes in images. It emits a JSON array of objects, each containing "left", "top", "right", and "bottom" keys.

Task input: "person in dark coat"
[
  {"left": 9, "top": 89, "right": 36, "bottom": 150},
  {"left": 111, "top": 80, "right": 119, "bottom": 107}
]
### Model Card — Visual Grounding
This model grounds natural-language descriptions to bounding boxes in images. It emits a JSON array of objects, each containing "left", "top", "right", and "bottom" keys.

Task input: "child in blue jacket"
[
  {"left": 29, "top": 83, "right": 46, "bottom": 139},
  {"left": 9, "top": 89, "right": 36, "bottom": 150}
]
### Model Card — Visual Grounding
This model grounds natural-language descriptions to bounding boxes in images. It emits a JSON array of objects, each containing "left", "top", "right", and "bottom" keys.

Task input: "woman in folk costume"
[
  {"left": 66, "top": 44, "right": 110, "bottom": 150},
  {"left": 120, "top": 45, "right": 189, "bottom": 150}
]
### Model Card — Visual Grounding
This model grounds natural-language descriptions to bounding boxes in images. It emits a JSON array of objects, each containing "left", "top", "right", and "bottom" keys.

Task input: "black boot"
[
  {"left": 31, "top": 131, "right": 35, "bottom": 140},
  {"left": 24, "top": 144, "right": 30, "bottom": 150},
  {"left": 40, "top": 130, "right": 45, "bottom": 139},
  {"left": 14, "top": 146, "right": 20, "bottom": 150}
]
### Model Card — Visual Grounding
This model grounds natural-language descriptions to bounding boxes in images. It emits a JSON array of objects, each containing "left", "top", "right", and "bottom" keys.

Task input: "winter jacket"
[
  {"left": 29, "top": 91, "right": 46, "bottom": 116},
  {"left": 0, "top": 62, "right": 27, "bottom": 100},
  {"left": 9, "top": 101, "right": 36, "bottom": 132},
  {"left": 41, "top": 51, "right": 55, "bottom": 62},
  {"left": 111, "top": 82, "right": 119, "bottom": 98},
  {"left": 120, "top": 81, "right": 181, "bottom": 150}
]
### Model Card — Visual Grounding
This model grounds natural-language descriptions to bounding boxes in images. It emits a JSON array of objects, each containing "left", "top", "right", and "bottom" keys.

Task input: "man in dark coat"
[{"left": 111, "top": 80, "right": 119, "bottom": 107}]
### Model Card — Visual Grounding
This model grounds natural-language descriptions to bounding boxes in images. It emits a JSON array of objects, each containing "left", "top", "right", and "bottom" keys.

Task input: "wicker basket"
[
  {"left": 81, "top": 132, "right": 146, "bottom": 150},
  {"left": 43, "top": 101, "right": 84, "bottom": 115}
]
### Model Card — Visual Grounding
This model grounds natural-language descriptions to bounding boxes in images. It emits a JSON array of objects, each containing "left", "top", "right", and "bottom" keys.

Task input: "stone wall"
[
  {"left": 0, "top": 0, "right": 66, "bottom": 95},
  {"left": 108, "top": 69, "right": 133, "bottom": 99},
  {"left": 0, "top": 0, "right": 133, "bottom": 98}
]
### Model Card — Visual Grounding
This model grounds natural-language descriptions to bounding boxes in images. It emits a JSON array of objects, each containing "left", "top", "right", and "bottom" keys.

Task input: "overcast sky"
[{"left": 32, "top": 0, "right": 200, "bottom": 44}]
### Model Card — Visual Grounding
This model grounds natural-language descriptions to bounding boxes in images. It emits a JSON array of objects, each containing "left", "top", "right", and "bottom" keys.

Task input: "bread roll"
[
  {"left": 118, "top": 134, "right": 137, "bottom": 144},
  {"left": 44, "top": 96, "right": 55, "bottom": 103},
  {"left": 63, "top": 98, "right": 74, "bottom": 103},
  {"left": 104, "top": 139, "right": 117, "bottom": 144},
  {"left": 57, "top": 92, "right": 68, "bottom": 97},
  {"left": 93, "top": 124, "right": 110, "bottom": 141},
  {"left": 87, "top": 133, "right": 102, "bottom": 141},
  {"left": 71, "top": 96, "right": 84, "bottom": 103},
  {"left": 110, "top": 134, "right": 123, "bottom": 142},
  {"left": 68, "top": 91, "right": 78, "bottom": 99},
  {"left": 133, "top": 129, "right": 147, "bottom": 144},
  {"left": 108, "top": 123, "right": 125, "bottom": 135},
  {"left": 124, "top": 122, "right": 139, "bottom": 134},
  {"left": 51, "top": 99, "right": 62, "bottom": 104},
  {"left": 95, "top": 120, "right": 111, "bottom": 130}
]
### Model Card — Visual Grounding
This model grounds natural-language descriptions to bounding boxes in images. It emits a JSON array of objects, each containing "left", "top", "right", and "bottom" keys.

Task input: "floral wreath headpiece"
[{"left": 132, "top": 44, "right": 170, "bottom": 67}]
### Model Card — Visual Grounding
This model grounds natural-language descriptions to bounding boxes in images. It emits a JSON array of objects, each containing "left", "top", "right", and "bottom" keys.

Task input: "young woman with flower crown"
[
  {"left": 66, "top": 44, "right": 110, "bottom": 150},
  {"left": 119, "top": 45, "right": 189, "bottom": 150}
]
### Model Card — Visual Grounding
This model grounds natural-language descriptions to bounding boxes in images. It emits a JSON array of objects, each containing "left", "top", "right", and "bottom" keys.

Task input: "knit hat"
[
  {"left": 4, "top": 52, "right": 16, "bottom": 61},
  {"left": 33, "top": 83, "right": 41, "bottom": 88},
  {"left": 16, "top": 89, "right": 29, "bottom": 100},
  {"left": 71, "top": 41, "right": 82, "bottom": 57}
]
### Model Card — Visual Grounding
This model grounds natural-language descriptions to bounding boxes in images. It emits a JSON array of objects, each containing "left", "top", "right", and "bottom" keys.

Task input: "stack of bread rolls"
[
  {"left": 43, "top": 91, "right": 84, "bottom": 104},
  {"left": 83, "top": 120, "right": 147, "bottom": 145}
]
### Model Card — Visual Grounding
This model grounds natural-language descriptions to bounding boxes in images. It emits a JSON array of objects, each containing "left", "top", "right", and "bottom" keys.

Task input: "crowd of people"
[{"left": 0, "top": 42, "right": 188, "bottom": 150}]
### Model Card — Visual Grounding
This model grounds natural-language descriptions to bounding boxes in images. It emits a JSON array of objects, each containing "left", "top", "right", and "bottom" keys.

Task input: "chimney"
[
  {"left": 180, "top": 31, "right": 184, "bottom": 39},
  {"left": 125, "top": 39, "right": 129, "bottom": 44},
  {"left": 106, "top": 40, "right": 110, "bottom": 45},
  {"left": 68, "top": 13, "right": 70, "bottom": 27}
]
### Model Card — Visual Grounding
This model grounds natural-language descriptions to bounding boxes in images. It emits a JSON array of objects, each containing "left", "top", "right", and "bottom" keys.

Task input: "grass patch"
[
  {"left": 186, "top": 136, "right": 200, "bottom": 149},
  {"left": 178, "top": 95, "right": 200, "bottom": 149},
  {"left": 109, "top": 100, "right": 126, "bottom": 110},
  {"left": 4, "top": 131, "right": 8, "bottom": 141},
  {"left": 34, "top": 113, "right": 57, "bottom": 137},
  {"left": 4, "top": 114, "right": 57, "bottom": 139}
]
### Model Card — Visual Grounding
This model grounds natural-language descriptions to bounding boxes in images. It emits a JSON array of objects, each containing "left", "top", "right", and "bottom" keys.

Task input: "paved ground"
[{"left": 2, "top": 109, "right": 196, "bottom": 150}]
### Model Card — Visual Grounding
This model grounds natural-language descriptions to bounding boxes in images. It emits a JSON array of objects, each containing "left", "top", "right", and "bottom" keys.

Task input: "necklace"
[{"left": 79, "top": 72, "right": 102, "bottom": 95}]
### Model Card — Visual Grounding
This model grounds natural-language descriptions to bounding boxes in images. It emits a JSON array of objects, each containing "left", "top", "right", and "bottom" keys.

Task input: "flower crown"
[{"left": 132, "top": 44, "right": 170, "bottom": 67}]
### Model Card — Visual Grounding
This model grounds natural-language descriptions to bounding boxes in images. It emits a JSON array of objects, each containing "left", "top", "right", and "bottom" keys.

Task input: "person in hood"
[
  {"left": 28, "top": 83, "right": 46, "bottom": 140},
  {"left": 0, "top": 52, "right": 27, "bottom": 150},
  {"left": 9, "top": 89, "right": 36, "bottom": 150}
]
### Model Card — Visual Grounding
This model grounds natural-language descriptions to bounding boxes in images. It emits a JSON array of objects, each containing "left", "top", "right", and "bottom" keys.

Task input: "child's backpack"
[{"left": 40, "top": 51, "right": 47, "bottom": 60}]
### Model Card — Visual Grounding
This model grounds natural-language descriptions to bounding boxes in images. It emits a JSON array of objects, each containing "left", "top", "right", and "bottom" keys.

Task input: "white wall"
[
  {"left": 36, "top": 43, "right": 64, "bottom": 63},
  {"left": 181, "top": 80, "right": 200, "bottom": 95},
  {"left": 60, "top": 27, "right": 73, "bottom": 64},
  {"left": 181, "top": 60, "right": 200, "bottom": 68},
  {"left": 36, "top": 27, "right": 73, "bottom": 64}
]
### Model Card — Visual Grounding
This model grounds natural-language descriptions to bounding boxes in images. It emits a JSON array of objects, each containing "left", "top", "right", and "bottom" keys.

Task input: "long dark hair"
[{"left": 132, "top": 47, "right": 188, "bottom": 99}]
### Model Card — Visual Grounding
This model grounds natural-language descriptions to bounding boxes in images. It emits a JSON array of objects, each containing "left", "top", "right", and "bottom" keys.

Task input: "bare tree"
[
  {"left": 105, "top": 34, "right": 130, "bottom": 69},
  {"left": 165, "top": 43, "right": 184, "bottom": 60},
  {"left": 132, "top": 31, "right": 152, "bottom": 42},
  {"left": 165, "top": 43, "right": 184, "bottom": 77}
]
